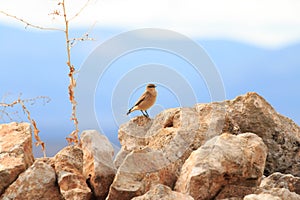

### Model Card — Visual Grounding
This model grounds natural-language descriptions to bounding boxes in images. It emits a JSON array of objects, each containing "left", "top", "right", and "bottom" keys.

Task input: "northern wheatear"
[{"left": 127, "top": 83, "right": 157, "bottom": 117}]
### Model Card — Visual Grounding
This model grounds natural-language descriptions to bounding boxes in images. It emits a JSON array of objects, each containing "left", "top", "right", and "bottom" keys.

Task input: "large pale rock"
[
  {"left": 260, "top": 172, "right": 300, "bottom": 195},
  {"left": 0, "top": 122, "right": 34, "bottom": 195},
  {"left": 118, "top": 116, "right": 153, "bottom": 151},
  {"left": 54, "top": 146, "right": 91, "bottom": 200},
  {"left": 0, "top": 159, "right": 62, "bottom": 200},
  {"left": 106, "top": 147, "right": 175, "bottom": 200},
  {"left": 131, "top": 184, "right": 194, "bottom": 200},
  {"left": 80, "top": 130, "right": 116, "bottom": 200},
  {"left": 244, "top": 188, "right": 300, "bottom": 200},
  {"left": 175, "top": 133, "right": 267, "bottom": 200},
  {"left": 145, "top": 105, "right": 226, "bottom": 160},
  {"left": 226, "top": 92, "right": 300, "bottom": 176},
  {"left": 113, "top": 147, "right": 130, "bottom": 169}
]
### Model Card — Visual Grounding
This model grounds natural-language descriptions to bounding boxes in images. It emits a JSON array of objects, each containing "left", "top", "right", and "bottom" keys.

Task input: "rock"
[
  {"left": 118, "top": 116, "right": 153, "bottom": 151},
  {"left": 216, "top": 185, "right": 257, "bottom": 200},
  {"left": 131, "top": 184, "right": 194, "bottom": 200},
  {"left": 80, "top": 130, "right": 116, "bottom": 200},
  {"left": 175, "top": 133, "right": 268, "bottom": 200},
  {"left": 244, "top": 188, "right": 300, "bottom": 200},
  {"left": 260, "top": 172, "right": 300, "bottom": 194},
  {"left": 226, "top": 92, "right": 300, "bottom": 176},
  {"left": 113, "top": 147, "right": 130, "bottom": 169},
  {"left": 0, "top": 158, "right": 62, "bottom": 200},
  {"left": 106, "top": 147, "right": 175, "bottom": 200},
  {"left": 0, "top": 122, "right": 34, "bottom": 195},
  {"left": 147, "top": 103, "right": 226, "bottom": 165},
  {"left": 54, "top": 146, "right": 92, "bottom": 200}
]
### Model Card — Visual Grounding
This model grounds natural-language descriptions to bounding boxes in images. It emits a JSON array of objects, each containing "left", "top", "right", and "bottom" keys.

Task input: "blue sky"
[{"left": 0, "top": 0, "right": 299, "bottom": 157}]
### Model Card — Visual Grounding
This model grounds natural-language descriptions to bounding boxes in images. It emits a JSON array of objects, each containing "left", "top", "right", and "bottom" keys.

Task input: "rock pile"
[{"left": 0, "top": 92, "right": 299, "bottom": 200}]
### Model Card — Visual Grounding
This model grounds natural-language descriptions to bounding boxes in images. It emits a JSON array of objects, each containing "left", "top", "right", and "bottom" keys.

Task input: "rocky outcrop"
[
  {"left": 108, "top": 104, "right": 226, "bottom": 200},
  {"left": 131, "top": 184, "right": 194, "bottom": 200},
  {"left": 81, "top": 130, "right": 116, "bottom": 199},
  {"left": 109, "top": 92, "right": 299, "bottom": 199},
  {"left": 0, "top": 122, "right": 34, "bottom": 195},
  {"left": 175, "top": 133, "right": 267, "bottom": 200},
  {"left": 0, "top": 159, "right": 62, "bottom": 200},
  {"left": 1, "top": 92, "right": 299, "bottom": 200}
]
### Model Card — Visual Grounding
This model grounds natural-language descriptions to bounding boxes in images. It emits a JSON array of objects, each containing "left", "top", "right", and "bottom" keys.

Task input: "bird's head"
[{"left": 146, "top": 83, "right": 156, "bottom": 91}]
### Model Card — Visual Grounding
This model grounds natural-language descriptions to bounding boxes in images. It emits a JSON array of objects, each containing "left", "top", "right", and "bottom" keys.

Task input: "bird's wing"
[{"left": 134, "top": 91, "right": 150, "bottom": 106}]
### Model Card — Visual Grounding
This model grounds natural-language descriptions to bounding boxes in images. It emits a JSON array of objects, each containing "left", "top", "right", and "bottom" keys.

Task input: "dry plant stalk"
[
  {"left": 60, "top": 0, "right": 80, "bottom": 145},
  {"left": 1, "top": 0, "right": 93, "bottom": 146},
  {"left": 0, "top": 96, "right": 50, "bottom": 157}
]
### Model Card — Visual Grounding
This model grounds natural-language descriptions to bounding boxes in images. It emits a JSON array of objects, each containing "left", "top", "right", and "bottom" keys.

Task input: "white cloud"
[{"left": 1, "top": 0, "right": 300, "bottom": 47}]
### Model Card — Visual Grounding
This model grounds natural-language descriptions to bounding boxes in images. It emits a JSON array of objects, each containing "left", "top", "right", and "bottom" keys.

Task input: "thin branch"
[
  {"left": 0, "top": 108, "right": 13, "bottom": 122},
  {"left": 0, "top": 10, "right": 64, "bottom": 32},
  {"left": 70, "top": 21, "right": 97, "bottom": 48},
  {"left": 70, "top": 32, "right": 95, "bottom": 48},
  {"left": 19, "top": 100, "right": 46, "bottom": 158},
  {"left": 68, "top": 0, "right": 91, "bottom": 21}
]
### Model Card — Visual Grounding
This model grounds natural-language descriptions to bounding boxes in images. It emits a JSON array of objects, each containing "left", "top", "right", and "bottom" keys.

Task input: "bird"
[{"left": 127, "top": 83, "right": 157, "bottom": 117}]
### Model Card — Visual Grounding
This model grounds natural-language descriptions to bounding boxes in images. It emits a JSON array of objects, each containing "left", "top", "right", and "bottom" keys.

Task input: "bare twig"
[
  {"left": 69, "top": 0, "right": 91, "bottom": 21},
  {"left": 70, "top": 32, "right": 95, "bottom": 47},
  {"left": 0, "top": 108, "right": 14, "bottom": 122},
  {"left": 19, "top": 100, "right": 46, "bottom": 157},
  {"left": 0, "top": 10, "right": 64, "bottom": 32},
  {"left": 70, "top": 20, "right": 97, "bottom": 48}
]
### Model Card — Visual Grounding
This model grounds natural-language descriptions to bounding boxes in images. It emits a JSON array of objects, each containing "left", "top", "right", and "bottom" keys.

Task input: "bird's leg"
[
  {"left": 145, "top": 110, "right": 149, "bottom": 117},
  {"left": 141, "top": 110, "right": 148, "bottom": 117}
]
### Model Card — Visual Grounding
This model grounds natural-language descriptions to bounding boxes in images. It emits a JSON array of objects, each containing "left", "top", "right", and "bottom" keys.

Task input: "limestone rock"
[
  {"left": 106, "top": 147, "right": 175, "bottom": 200},
  {"left": 81, "top": 130, "right": 116, "bottom": 200},
  {"left": 0, "top": 159, "right": 62, "bottom": 200},
  {"left": 113, "top": 147, "right": 130, "bottom": 169},
  {"left": 226, "top": 92, "right": 300, "bottom": 176},
  {"left": 0, "top": 122, "right": 34, "bottom": 195},
  {"left": 175, "top": 133, "right": 268, "bottom": 200},
  {"left": 131, "top": 184, "right": 194, "bottom": 200},
  {"left": 244, "top": 188, "right": 300, "bottom": 200},
  {"left": 118, "top": 116, "right": 153, "bottom": 151},
  {"left": 260, "top": 172, "right": 300, "bottom": 194},
  {"left": 215, "top": 185, "right": 257, "bottom": 200},
  {"left": 54, "top": 146, "right": 91, "bottom": 200}
]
